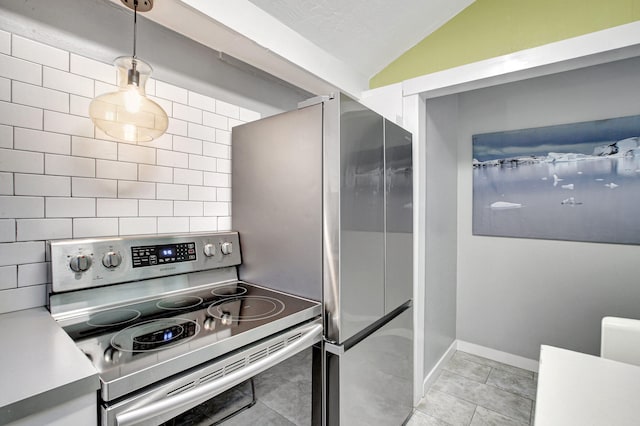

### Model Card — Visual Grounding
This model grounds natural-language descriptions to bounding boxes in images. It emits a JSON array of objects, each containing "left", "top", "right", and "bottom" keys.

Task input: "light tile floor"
[{"left": 407, "top": 351, "right": 538, "bottom": 426}]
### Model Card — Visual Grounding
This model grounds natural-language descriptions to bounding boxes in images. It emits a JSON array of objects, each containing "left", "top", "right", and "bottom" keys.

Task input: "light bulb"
[{"left": 123, "top": 86, "right": 142, "bottom": 113}]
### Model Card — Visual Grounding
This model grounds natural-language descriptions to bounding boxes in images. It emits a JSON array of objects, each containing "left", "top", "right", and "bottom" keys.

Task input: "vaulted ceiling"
[{"left": 115, "top": 0, "right": 474, "bottom": 97}]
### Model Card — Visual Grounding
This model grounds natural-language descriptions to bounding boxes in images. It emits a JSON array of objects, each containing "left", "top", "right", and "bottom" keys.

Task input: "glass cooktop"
[{"left": 58, "top": 281, "right": 320, "bottom": 394}]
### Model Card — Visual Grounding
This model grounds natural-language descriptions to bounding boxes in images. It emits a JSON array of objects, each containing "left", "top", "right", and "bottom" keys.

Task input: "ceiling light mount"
[{"left": 120, "top": 0, "right": 154, "bottom": 13}]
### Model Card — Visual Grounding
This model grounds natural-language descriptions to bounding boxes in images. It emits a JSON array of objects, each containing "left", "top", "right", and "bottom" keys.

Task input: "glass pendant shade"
[{"left": 89, "top": 56, "right": 168, "bottom": 142}]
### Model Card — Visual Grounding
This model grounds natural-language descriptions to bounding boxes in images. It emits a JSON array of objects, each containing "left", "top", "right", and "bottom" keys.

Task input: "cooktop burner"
[
  {"left": 207, "top": 296, "right": 285, "bottom": 322},
  {"left": 87, "top": 309, "right": 141, "bottom": 327},
  {"left": 211, "top": 284, "right": 248, "bottom": 297},
  {"left": 156, "top": 295, "right": 204, "bottom": 310}
]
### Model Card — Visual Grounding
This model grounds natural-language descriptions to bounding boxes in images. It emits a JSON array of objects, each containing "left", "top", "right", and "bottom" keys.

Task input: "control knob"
[
  {"left": 69, "top": 254, "right": 92, "bottom": 273},
  {"left": 203, "top": 243, "right": 216, "bottom": 257},
  {"left": 221, "top": 242, "right": 233, "bottom": 255},
  {"left": 102, "top": 251, "right": 122, "bottom": 268}
]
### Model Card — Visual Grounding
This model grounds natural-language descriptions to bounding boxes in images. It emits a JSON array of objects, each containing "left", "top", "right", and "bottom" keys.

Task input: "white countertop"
[
  {"left": 0, "top": 307, "right": 99, "bottom": 424},
  {"left": 536, "top": 345, "right": 640, "bottom": 425}
]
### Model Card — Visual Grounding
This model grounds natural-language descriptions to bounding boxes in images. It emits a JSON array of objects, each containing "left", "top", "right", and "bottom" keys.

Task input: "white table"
[{"left": 535, "top": 345, "right": 640, "bottom": 425}]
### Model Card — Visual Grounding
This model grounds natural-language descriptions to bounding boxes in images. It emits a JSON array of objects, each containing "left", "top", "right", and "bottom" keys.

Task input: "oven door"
[{"left": 103, "top": 319, "right": 322, "bottom": 426}]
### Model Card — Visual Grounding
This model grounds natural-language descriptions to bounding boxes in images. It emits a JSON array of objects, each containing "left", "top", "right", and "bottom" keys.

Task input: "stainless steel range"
[{"left": 47, "top": 232, "right": 322, "bottom": 426}]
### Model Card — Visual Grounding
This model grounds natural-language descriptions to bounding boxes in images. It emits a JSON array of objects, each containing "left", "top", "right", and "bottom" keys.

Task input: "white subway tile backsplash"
[
  {"left": 216, "top": 100, "right": 240, "bottom": 119},
  {"left": 0, "top": 219, "right": 15, "bottom": 242},
  {"left": 174, "top": 168, "right": 203, "bottom": 186},
  {"left": 17, "top": 262, "right": 48, "bottom": 287},
  {"left": 174, "top": 201, "right": 203, "bottom": 216},
  {"left": 202, "top": 111, "right": 228, "bottom": 130},
  {"left": 0, "top": 148, "right": 43, "bottom": 173},
  {"left": 188, "top": 123, "right": 215, "bottom": 142},
  {"left": 43, "top": 67, "right": 93, "bottom": 98},
  {"left": 0, "top": 285, "right": 46, "bottom": 314},
  {"left": 239, "top": 108, "right": 261, "bottom": 122},
  {"left": 73, "top": 218, "right": 118, "bottom": 238},
  {"left": 120, "top": 217, "right": 157, "bottom": 235},
  {"left": 70, "top": 54, "right": 115, "bottom": 84},
  {"left": 0, "top": 30, "right": 9, "bottom": 55},
  {"left": 143, "top": 132, "right": 173, "bottom": 150},
  {"left": 217, "top": 187, "right": 231, "bottom": 202},
  {"left": 173, "top": 103, "right": 202, "bottom": 124},
  {"left": 188, "top": 91, "right": 215, "bottom": 112},
  {"left": 118, "top": 143, "right": 156, "bottom": 165},
  {"left": 0, "top": 124, "right": 12, "bottom": 149},
  {"left": 204, "top": 172, "right": 230, "bottom": 187},
  {"left": 44, "top": 110, "right": 93, "bottom": 138},
  {"left": 138, "top": 164, "right": 172, "bottom": 183},
  {"left": 12, "top": 81, "right": 69, "bottom": 113},
  {"left": 0, "top": 196, "right": 43, "bottom": 218},
  {"left": 173, "top": 135, "right": 202, "bottom": 155},
  {"left": 17, "top": 218, "right": 72, "bottom": 241},
  {"left": 157, "top": 149, "right": 188, "bottom": 168},
  {"left": 216, "top": 158, "right": 231, "bottom": 173},
  {"left": 45, "top": 153, "right": 95, "bottom": 177},
  {"left": 0, "top": 77, "right": 9, "bottom": 102},
  {"left": 46, "top": 197, "right": 95, "bottom": 218},
  {"left": 14, "top": 128, "right": 70, "bottom": 155},
  {"left": 118, "top": 180, "right": 155, "bottom": 199},
  {"left": 13, "top": 35, "right": 69, "bottom": 71},
  {"left": 167, "top": 117, "right": 188, "bottom": 136},
  {"left": 146, "top": 79, "right": 156, "bottom": 96},
  {"left": 190, "top": 216, "right": 217, "bottom": 232},
  {"left": 158, "top": 216, "right": 189, "bottom": 233},
  {"left": 0, "top": 30, "right": 260, "bottom": 312},
  {"left": 0, "top": 241, "right": 45, "bottom": 266},
  {"left": 189, "top": 155, "right": 216, "bottom": 172},
  {"left": 202, "top": 142, "right": 229, "bottom": 159},
  {"left": 0, "top": 101, "right": 43, "bottom": 130},
  {"left": 204, "top": 202, "right": 229, "bottom": 216},
  {"left": 0, "top": 173, "right": 12, "bottom": 195},
  {"left": 70, "top": 95, "right": 91, "bottom": 117},
  {"left": 15, "top": 174, "right": 70, "bottom": 196},
  {"left": 218, "top": 216, "right": 232, "bottom": 231},
  {"left": 72, "top": 177, "right": 117, "bottom": 198},
  {"left": 72, "top": 136, "right": 118, "bottom": 160},
  {"left": 157, "top": 183, "right": 188, "bottom": 200},
  {"left": 156, "top": 81, "right": 188, "bottom": 104},
  {"left": 189, "top": 186, "right": 216, "bottom": 201},
  {"left": 215, "top": 129, "right": 231, "bottom": 145},
  {"left": 0, "top": 53, "right": 41, "bottom": 85},
  {"left": 139, "top": 200, "right": 173, "bottom": 216},
  {"left": 96, "top": 159, "right": 137, "bottom": 180},
  {"left": 0, "top": 266, "right": 17, "bottom": 291},
  {"left": 97, "top": 198, "right": 138, "bottom": 217}
]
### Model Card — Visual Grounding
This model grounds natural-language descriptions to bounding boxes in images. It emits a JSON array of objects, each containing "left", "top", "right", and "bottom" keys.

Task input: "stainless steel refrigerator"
[{"left": 232, "top": 93, "right": 413, "bottom": 425}]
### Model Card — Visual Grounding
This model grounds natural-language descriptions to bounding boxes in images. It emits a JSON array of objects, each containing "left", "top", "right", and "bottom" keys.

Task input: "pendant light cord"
[{"left": 132, "top": 1, "right": 138, "bottom": 59}]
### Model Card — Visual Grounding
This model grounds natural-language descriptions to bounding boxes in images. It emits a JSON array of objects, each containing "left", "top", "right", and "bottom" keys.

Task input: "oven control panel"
[{"left": 48, "top": 232, "right": 241, "bottom": 293}]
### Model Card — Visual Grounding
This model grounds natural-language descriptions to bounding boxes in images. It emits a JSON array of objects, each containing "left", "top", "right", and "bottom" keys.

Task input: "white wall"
[
  {"left": 423, "top": 95, "right": 458, "bottom": 373},
  {"left": 456, "top": 56, "right": 640, "bottom": 360},
  {"left": 0, "top": 29, "right": 260, "bottom": 314}
]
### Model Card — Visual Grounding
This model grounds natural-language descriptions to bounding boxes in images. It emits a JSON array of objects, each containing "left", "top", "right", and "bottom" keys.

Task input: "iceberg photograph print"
[{"left": 472, "top": 114, "right": 640, "bottom": 245}]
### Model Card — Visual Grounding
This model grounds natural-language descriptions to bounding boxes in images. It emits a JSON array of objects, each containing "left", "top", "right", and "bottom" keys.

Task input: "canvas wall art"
[{"left": 472, "top": 114, "right": 640, "bottom": 245}]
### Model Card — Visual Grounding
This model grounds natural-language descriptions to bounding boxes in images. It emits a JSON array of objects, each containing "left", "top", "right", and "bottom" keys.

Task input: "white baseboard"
[
  {"left": 422, "top": 340, "right": 457, "bottom": 397},
  {"left": 456, "top": 340, "right": 539, "bottom": 372}
]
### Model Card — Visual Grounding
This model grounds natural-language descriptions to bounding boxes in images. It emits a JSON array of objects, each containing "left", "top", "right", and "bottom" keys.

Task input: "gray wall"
[
  {"left": 424, "top": 95, "right": 458, "bottom": 372},
  {"left": 455, "top": 56, "right": 640, "bottom": 360},
  {"left": 0, "top": 0, "right": 311, "bottom": 116}
]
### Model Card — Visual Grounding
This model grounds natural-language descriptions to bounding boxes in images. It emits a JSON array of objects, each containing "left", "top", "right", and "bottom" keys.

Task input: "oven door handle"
[{"left": 115, "top": 323, "right": 323, "bottom": 426}]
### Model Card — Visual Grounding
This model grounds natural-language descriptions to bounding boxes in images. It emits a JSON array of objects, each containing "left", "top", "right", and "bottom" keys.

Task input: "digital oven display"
[{"left": 131, "top": 242, "right": 196, "bottom": 268}]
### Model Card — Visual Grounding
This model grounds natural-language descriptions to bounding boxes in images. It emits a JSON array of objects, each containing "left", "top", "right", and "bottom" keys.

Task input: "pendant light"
[{"left": 89, "top": 0, "right": 168, "bottom": 142}]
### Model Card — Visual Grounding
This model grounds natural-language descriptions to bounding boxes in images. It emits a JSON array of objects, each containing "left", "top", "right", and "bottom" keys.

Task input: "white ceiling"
[{"left": 122, "top": 0, "right": 474, "bottom": 97}]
